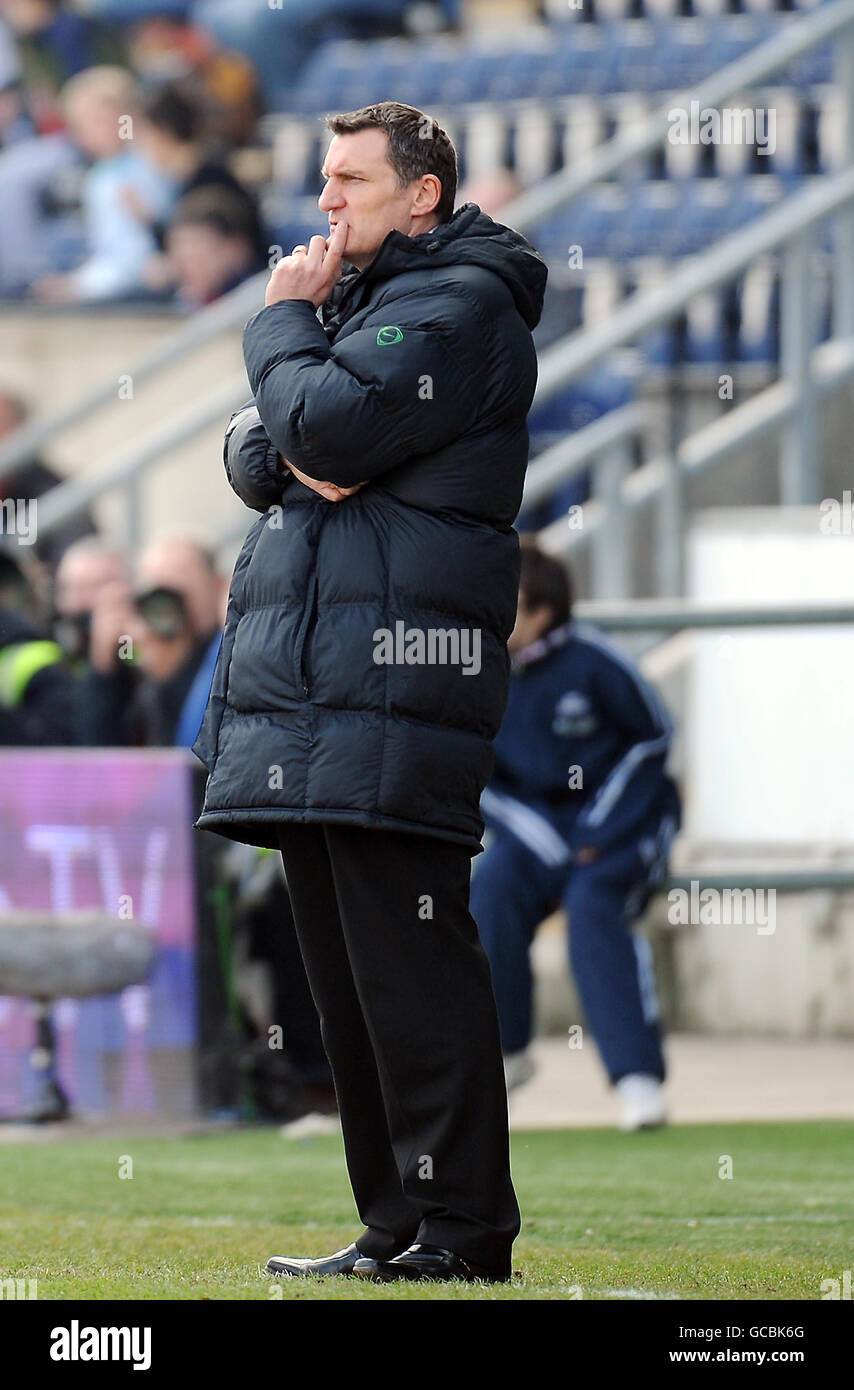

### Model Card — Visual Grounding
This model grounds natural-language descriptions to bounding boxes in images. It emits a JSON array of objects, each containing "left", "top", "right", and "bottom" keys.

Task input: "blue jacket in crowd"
[{"left": 484, "top": 620, "right": 681, "bottom": 864}]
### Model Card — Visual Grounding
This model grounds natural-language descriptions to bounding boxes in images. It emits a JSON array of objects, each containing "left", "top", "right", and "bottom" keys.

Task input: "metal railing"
[
  {"left": 663, "top": 870, "right": 854, "bottom": 891},
  {"left": 34, "top": 375, "right": 250, "bottom": 553},
  {"left": 573, "top": 598, "right": 854, "bottom": 631},
  {"left": 572, "top": 596, "right": 854, "bottom": 892},
  {"left": 534, "top": 329, "right": 854, "bottom": 585},
  {"left": 0, "top": 276, "right": 265, "bottom": 486},
  {"left": 515, "top": 3, "right": 854, "bottom": 596}
]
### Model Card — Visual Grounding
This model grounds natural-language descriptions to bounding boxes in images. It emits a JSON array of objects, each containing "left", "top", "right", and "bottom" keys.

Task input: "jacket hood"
[{"left": 325, "top": 204, "right": 547, "bottom": 332}]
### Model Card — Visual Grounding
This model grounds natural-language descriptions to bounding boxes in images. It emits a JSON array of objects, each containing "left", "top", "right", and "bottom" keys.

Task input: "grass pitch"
[{"left": 0, "top": 1120, "right": 849, "bottom": 1300}]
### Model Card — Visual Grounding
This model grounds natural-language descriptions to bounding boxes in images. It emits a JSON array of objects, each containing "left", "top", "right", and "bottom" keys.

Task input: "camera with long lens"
[{"left": 133, "top": 585, "right": 189, "bottom": 639}]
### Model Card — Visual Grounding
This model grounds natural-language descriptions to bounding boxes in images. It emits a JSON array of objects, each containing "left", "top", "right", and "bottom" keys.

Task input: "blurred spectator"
[
  {"left": 0, "top": 6, "right": 83, "bottom": 293},
  {"left": 0, "top": 388, "right": 97, "bottom": 569},
  {"left": 0, "top": 0, "right": 126, "bottom": 134},
  {"left": 75, "top": 534, "right": 223, "bottom": 748},
  {"left": 127, "top": 13, "right": 261, "bottom": 147},
  {"left": 54, "top": 532, "right": 330, "bottom": 1119},
  {"left": 471, "top": 543, "right": 681, "bottom": 1130},
  {"left": 53, "top": 537, "right": 143, "bottom": 746},
  {"left": 164, "top": 184, "right": 264, "bottom": 306},
  {"left": 133, "top": 535, "right": 223, "bottom": 743},
  {"left": 0, "top": 545, "right": 75, "bottom": 744},
  {"left": 0, "top": 78, "right": 33, "bottom": 150},
  {"left": 0, "top": 16, "right": 35, "bottom": 147},
  {"left": 136, "top": 79, "right": 265, "bottom": 263},
  {"left": 53, "top": 534, "right": 128, "bottom": 663},
  {"left": 0, "top": 92, "right": 82, "bottom": 292},
  {"left": 31, "top": 65, "right": 175, "bottom": 302}
]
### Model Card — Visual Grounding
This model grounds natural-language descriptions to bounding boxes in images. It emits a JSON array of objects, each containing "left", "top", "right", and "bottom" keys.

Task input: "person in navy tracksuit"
[{"left": 471, "top": 542, "right": 681, "bottom": 1129}]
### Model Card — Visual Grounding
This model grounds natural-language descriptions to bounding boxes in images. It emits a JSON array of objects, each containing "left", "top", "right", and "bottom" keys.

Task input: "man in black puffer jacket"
[{"left": 193, "top": 102, "right": 547, "bottom": 1283}]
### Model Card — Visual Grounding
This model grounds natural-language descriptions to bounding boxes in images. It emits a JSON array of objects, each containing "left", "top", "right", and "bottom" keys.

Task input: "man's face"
[
  {"left": 167, "top": 224, "right": 250, "bottom": 304},
  {"left": 318, "top": 129, "right": 438, "bottom": 271},
  {"left": 132, "top": 542, "right": 221, "bottom": 683},
  {"left": 507, "top": 591, "right": 554, "bottom": 656},
  {"left": 1, "top": 1, "right": 53, "bottom": 36},
  {"left": 66, "top": 93, "right": 124, "bottom": 160},
  {"left": 55, "top": 548, "right": 126, "bottom": 618},
  {"left": 136, "top": 542, "right": 221, "bottom": 638}
]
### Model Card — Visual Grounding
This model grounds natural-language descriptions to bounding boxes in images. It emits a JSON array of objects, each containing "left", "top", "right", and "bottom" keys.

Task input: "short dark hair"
[
  {"left": 141, "top": 81, "right": 206, "bottom": 144},
  {"left": 169, "top": 187, "right": 255, "bottom": 243},
  {"left": 518, "top": 541, "right": 573, "bottom": 630},
  {"left": 325, "top": 101, "right": 457, "bottom": 225}
]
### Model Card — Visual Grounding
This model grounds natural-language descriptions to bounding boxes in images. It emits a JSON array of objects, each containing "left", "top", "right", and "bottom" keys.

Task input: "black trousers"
[{"left": 276, "top": 822, "right": 520, "bottom": 1273}]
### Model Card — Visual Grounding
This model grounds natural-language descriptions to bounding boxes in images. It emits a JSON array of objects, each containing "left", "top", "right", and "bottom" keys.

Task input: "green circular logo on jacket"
[{"left": 376, "top": 326, "right": 404, "bottom": 345}]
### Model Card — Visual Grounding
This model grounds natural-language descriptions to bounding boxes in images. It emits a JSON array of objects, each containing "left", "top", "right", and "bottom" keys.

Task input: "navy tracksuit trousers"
[{"left": 471, "top": 818, "right": 669, "bottom": 1083}]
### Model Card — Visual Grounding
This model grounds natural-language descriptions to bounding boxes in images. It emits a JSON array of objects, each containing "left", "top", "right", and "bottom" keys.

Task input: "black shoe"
[
  {"left": 352, "top": 1242, "right": 511, "bottom": 1284},
  {"left": 265, "top": 1242, "right": 362, "bottom": 1278}
]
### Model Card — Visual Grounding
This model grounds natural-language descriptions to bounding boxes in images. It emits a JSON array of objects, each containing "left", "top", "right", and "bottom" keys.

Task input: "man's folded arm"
[
  {"left": 243, "top": 296, "right": 481, "bottom": 490},
  {"left": 223, "top": 400, "right": 291, "bottom": 513}
]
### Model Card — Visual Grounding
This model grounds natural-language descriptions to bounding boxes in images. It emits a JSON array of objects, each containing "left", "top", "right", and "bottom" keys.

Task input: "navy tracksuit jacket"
[{"left": 471, "top": 620, "right": 681, "bottom": 1082}]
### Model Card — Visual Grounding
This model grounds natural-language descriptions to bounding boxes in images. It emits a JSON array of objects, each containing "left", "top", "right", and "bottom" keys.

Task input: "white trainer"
[
  {"left": 279, "top": 1112, "right": 341, "bottom": 1139},
  {"left": 616, "top": 1073, "right": 667, "bottom": 1132}
]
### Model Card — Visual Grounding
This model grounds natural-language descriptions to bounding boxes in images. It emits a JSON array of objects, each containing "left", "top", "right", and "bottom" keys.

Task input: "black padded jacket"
[{"left": 193, "top": 203, "right": 547, "bottom": 853}]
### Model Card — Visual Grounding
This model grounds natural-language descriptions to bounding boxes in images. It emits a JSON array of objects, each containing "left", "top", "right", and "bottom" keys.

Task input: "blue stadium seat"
[
  {"left": 527, "top": 365, "right": 634, "bottom": 442},
  {"left": 666, "top": 180, "right": 728, "bottom": 258},
  {"left": 487, "top": 48, "right": 552, "bottom": 102},
  {"left": 290, "top": 44, "right": 359, "bottom": 113},
  {"left": 724, "top": 176, "right": 785, "bottom": 239},
  {"left": 783, "top": 41, "right": 834, "bottom": 88},
  {"left": 437, "top": 49, "right": 496, "bottom": 104},
  {"left": 626, "top": 182, "right": 685, "bottom": 259},
  {"left": 533, "top": 282, "right": 585, "bottom": 351},
  {"left": 611, "top": 22, "right": 670, "bottom": 95},
  {"left": 704, "top": 14, "right": 781, "bottom": 75},
  {"left": 472, "top": 174, "right": 795, "bottom": 276},
  {"left": 521, "top": 366, "right": 636, "bottom": 530},
  {"left": 283, "top": 10, "right": 832, "bottom": 116},
  {"left": 530, "top": 188, "right": 630, "bottom": 263},
  {"left": 410, "top": 48, "right": 462, "bottom": 104},
  {"left": 537, "top": 30, "right": 611, "bottom": 98},
  {"left": 657, "top": 18, "right": 721, "bottom": 90}
]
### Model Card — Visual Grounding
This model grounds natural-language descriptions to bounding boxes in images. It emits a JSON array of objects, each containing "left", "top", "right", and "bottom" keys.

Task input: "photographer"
[{"left": 68, "top": 535, "right": 223, "bottom": 749}]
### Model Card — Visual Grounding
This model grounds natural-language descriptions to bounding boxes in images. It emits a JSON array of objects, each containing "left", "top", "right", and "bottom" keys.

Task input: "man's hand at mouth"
[
  {"left": 283, "top": 458, "right": 367, "bottom": 502},
  {"left": 265, "top": 220, "right": 349, "bottom": 308}
]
